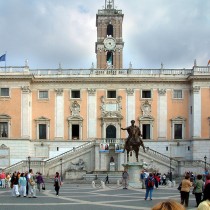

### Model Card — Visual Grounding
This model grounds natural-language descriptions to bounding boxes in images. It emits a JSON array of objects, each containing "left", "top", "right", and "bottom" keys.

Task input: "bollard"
[
  {"left": 172, "top": 180, "right": 176, "bottom": 187},
  {"left": 92, "top": 181, "right": 96, "bottom": 188},
  {"left": 167, "top": 180, "right": 172, "bottom": 187},
  {"left": 117, "top": 180, "right": 120, "bottom": 186},
  {"left": 101, "top": 181, "right": 105, "bottom": 189}
]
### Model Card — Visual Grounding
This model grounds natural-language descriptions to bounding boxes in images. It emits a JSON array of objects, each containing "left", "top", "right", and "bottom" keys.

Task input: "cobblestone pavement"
[{"left": 0, "top": 183, "right": 197, "bottom": 210}]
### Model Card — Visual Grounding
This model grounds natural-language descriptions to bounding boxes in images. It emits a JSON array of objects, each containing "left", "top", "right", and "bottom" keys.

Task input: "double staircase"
[{"left": 4, "top": 141, "right": 209, "bottom": 179}]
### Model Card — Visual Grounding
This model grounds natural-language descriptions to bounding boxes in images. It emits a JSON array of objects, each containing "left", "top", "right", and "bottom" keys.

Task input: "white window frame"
[
  {"left": 38, "top": 90, "right": 49, "bottom": 100},
  {"left": 173, "top": 89, "right": 183, "bottom": 99},
  {"left": 0, "top": 114, "right": 11, "bottom": 138},
  {"left": 171, "top": 116, "right": 186, "bottom": 140},
  {"left": 35, "top": 117, "right": 50, "bottom": 140},
  {"left": 0, "top": 88, "right": 10, "bottom": 97}
]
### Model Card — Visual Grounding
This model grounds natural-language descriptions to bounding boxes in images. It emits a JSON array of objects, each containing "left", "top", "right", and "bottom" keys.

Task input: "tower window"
[
  {"left": 107, "top": 52, "right": 113, "bottom": 66},
  {"left": 173, "top": 90, "right": 183, "bottom": 99},
  {"left": 107, "top": 24, "right": 113, "bottom": 36}
]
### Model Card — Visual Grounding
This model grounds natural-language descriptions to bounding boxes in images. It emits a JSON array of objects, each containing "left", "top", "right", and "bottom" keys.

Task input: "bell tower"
[{"left": 95, "top": 0, "right": 124, "bottom": 69}]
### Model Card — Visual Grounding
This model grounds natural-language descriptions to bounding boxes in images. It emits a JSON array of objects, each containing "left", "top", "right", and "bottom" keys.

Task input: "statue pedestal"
[
  {"left": 122, "top": 162, "right": 144, "bottom": 188},
  {"left": 109, "top": 162, "right": 115, "bottom": 171}
]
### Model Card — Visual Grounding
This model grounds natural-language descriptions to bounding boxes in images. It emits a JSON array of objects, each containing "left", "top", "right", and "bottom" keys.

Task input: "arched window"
[
  {"left": 107, "top": 52, "right": 113, "bottom": 66},
  {"left": 106, "top": 125, "right": 116, "bottom": 138},
  {"left": 107, "top": 24, "right": 113, "bottom": 36}
]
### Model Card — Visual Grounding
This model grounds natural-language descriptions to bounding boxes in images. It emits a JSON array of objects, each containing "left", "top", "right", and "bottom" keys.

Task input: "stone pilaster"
[
  {"left": 192, "top": 86, "right": 201, "bottom": 138},
  {"left": 126, "top": 88, "right": 135, "bottom": 126},
  {"left": 55, "top": 89, "right": 64, "bottom": 139},
  {"left": 158, "top": 89, "right": 167, "bottom": 140},
  {"left": 87, "top": 89, "right": 97, "bottom": 138},
  {"left": 21, "top": 86, "right": 31, "bottom": 138}
]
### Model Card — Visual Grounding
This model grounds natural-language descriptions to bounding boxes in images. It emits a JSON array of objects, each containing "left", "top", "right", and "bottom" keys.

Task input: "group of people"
[
  {"left": 0, "top": 169, "right": 62, "bottom": 197},
  {"left": 178, "top": 172, "right": 210, "bottom": 209},
  {"left": 9, "top": 169, "right": 44, "bottom": 198}
]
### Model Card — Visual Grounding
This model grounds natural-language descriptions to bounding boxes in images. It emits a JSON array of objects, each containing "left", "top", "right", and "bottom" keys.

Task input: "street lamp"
[
  {"left": 204, "top": 155, "right": 207, "bottom": 172},
  {"left": 60, "top": 158, "right": 63, "bottom": 181},
  {"left": 28, "top": 156, "right": 31, "bottom": 172},
  {"left": 169, "top": 158, "right": 172, "bottom": 182}
]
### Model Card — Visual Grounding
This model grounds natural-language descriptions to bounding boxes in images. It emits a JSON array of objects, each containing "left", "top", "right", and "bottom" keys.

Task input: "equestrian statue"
[{"left": 121, "top": 120, "right": 146, "bottom": 162}]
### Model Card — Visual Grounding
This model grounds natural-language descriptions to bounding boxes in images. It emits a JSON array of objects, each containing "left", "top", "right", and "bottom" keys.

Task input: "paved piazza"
[{"left": 0, "top": 183, "right": 197, "bottom": 210}]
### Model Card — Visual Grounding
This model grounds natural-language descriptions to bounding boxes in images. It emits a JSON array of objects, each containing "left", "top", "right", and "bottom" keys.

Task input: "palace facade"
[{"left": 0, "top": 0, "right": 210, "bottom": 173}]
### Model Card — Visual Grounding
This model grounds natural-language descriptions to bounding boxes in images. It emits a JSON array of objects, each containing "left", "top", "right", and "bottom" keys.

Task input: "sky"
[{"left": 0, "top": 0, "right": 210, "bottom": 70}]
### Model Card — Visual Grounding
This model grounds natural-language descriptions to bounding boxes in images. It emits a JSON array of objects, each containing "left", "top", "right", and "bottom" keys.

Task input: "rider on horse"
[{"left": 121, "top": 120, "right": 142, "bottom": 153}]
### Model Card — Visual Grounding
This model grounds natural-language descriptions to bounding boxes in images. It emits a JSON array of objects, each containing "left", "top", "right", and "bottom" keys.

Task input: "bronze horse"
[{"left": 124, "top": 126, "right": 146, "bottom": 162}]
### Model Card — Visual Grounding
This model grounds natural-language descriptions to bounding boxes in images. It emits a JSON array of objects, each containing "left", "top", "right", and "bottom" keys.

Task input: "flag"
[
  {"left": 208, "top": 60, "right": 210, "bottom": 66},
  {"left": 0, "top": 54, "right": 6, "bottom": 62}
]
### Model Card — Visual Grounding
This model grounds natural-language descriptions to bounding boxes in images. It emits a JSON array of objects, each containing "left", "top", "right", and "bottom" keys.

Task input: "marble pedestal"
[{"left": 122, "top": 162, "right": 144, "bottom": 188}]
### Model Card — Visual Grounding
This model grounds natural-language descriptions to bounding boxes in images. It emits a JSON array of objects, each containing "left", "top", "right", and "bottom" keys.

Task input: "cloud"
[{"left": 0, "top": 0, "right": 209, "bottom": 69}]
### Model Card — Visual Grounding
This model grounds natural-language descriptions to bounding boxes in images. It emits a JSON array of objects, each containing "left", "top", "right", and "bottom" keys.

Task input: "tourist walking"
[
  {"left": 36, "top": 172, "right": 44, "bottom": 192},
  {"left": 19, "top": 173, "right": 27, "bottom": 197},
  {"left": 198, "top": 183, "right": 210, "bottom": 210},
  {"left": 54, "top": 172, "right": 62, "bottom": 196},
  {"left": 0, "top": 170, "right": 6, "bottom": 188},
  {"left": 27, "top": 169, "right": 37, "bottom": 198},
  {"left": 11, "top": 171, "right": 20, "bottom": 197},
  {"left": 193, "top": 174, "right": 204, "bottom": 207},
  {"left": 180, "top": 174, "right": 192, "bottom": 208},
  {"left": 122, "top": 169, "right": 129, "bottom": 189},
  {"left": 144, "top": 173, "right": 155, "bottom": 200}
]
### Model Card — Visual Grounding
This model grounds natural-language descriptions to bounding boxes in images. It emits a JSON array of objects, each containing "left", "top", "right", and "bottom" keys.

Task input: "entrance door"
[{"left": 106, "top": 125, "right": 116, "bottom": 138}]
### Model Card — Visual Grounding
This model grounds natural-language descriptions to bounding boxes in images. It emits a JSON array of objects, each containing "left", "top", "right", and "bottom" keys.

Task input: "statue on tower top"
[{"left": 105, "top": 0, "right": 114, "bottom": 10}]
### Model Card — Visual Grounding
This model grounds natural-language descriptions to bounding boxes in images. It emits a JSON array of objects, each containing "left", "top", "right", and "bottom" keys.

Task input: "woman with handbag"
[
  {"left": 36, "top": 172, "right": 44, "bottom": 192},
  {"left": 193, "top": 174, "right": 204, "bottom": 207},
  {"left": 180, "top": 174, "right": 192, "bottom": 208}
]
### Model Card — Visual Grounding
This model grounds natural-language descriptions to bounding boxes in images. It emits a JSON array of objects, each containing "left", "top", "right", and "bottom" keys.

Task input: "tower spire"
[{"left": 105, "top": 0, "right": 114, "bottom": 10}]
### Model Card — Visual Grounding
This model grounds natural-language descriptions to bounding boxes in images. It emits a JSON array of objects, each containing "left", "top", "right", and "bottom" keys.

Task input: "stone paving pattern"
[{"left": 0, "top": 183, "right": 198, "bottom": 210}]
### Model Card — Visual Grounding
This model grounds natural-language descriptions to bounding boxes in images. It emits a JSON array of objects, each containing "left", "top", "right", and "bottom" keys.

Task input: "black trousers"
[
  {"left": 181, "top": 191, "right": 190, "bottom": 207},
  {"left": 195, "top": 192, "right": 202, "bottom": 207}
]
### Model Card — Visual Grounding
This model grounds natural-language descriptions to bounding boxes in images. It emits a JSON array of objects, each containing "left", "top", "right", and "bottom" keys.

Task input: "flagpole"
[{"left": 5, "top": 51, "right": 6, "bottom": 73}]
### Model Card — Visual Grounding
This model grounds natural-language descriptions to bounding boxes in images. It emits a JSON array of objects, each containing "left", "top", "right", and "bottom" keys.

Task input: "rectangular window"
[
  {"left": 71, "top": 90, "right": 80, "bottom": 99},
  {"left": 72, "top": 124, "right": 79, "bottom": 139},
  {"left": 39, "top": 90, "right": 48, "bottom": 99},
  {"left": 173, "top": 90, "right": 182, "bottom": 99},
  {"left": 142, "top": 124, "right": 150, "bottom": 139},
  {"left": 39, "top": 124, "right": 47, "bottom": 139},
  {"left": 142, "top": 90, "right": 151, "bottom": 99},
  {"left": 107, "top": 90, "right": 116, "bottom": 98},
  {"left": 174, "top": 124, "right": 182, "bottom": 139},
  {"left": 0, "top": 88, "right": 9, "bottom": 97},
  {"left": 0, "top": 122, "right": 8, "bottom": 137}
]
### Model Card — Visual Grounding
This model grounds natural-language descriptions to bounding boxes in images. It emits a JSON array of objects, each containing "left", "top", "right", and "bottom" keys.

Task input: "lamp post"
[
  {"left": 204, "top": 155, "right": 207, "bottom": 172},
  {"left": 28, "top": 156, "right": 31, "bottom": 172},
  {"left": 169, "top": 157, "right": 172, "bottom": 182},
  {"left": 60, "top": 158, "right": 63, "bottom": 181}
]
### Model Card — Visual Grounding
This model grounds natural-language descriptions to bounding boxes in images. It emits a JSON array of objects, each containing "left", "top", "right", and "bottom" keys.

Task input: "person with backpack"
[{"left": 145, "top": 173, "right": 155, "bottom": 200}]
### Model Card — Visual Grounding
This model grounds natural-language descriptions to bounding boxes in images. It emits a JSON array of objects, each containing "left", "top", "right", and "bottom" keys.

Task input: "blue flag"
[{"left": 0, "top": 54, "right": 6, "bottom": 62}]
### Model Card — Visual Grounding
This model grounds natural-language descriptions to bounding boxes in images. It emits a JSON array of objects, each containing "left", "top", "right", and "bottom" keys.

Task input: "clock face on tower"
[{"left": 104, "top": 37, "right": 116, "bottom": 51}]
